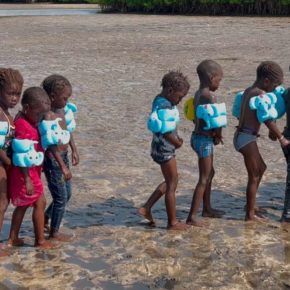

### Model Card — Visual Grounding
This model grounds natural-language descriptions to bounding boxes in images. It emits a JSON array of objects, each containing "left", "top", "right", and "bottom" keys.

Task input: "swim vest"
[
  {"left": 233, "top": 86, "right": 287, "bottom": 121},
  {"left": 0, "top": 121, "right": 9, "bottom": 149},
  {"left": 183, "top": 97, "right": 195, "bottom": 121},
  {"left": 12, "top": 139, "right": 44, "bottom": 167},
  {"left": 232, "top": 91, "right": 244, "bottom": 119},
  {"left": 249, "top": 93, "right": 279, "bottom": 123},
  {"left": 38, "top": 118, "right": 70, "bottom": 150},
  {"left": 147, "top": 106, "right": 180, "bottom": 134},
  {"left": 64, "top": 102, "right": 77, "bottom": 133},
  {"left": 196, "top": 103, "right": 227, "bottom": 130}
]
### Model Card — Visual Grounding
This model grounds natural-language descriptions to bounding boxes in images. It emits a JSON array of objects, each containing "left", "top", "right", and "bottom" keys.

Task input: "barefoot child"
[
  {"left": 138, "top": 71, "right": 190, "bottom": 230},
  {"left": 233, "top": 61, "right": 289, "bottom": 221},
  {"left": 186, "top": 60, "right": 225, "bottom": 227},
  {"left": 8, "top": 87, "right": 55, "bottom": 248},
  {"left": 280, "top": 77, "right": 290, "bottom": 222},
  {"left": 0, "top": 68, "right": 23, "bottom": 254},
  {"left": 42, "top": 74, "right": 79, "bottom": 241}
]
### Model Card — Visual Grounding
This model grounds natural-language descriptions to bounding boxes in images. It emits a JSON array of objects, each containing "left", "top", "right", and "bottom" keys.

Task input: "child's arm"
[
  {"left": 213, "top": 128, "right": 224, "bottom": 145},
  {"left": 265, "top": 120, "right": 290, "bottom": 147},
  {"left": 163, "top": 133, "right": 183, "bottom": 148},
  {"left": 20, "top": 167, "right": 34, "bottom": 196},
  {"left": 48, "top": 146, "right": 72, "bottom": 181},
  {"left": 69, "top": 133, "right": 79, "bottom": 166},
  {"left": 0, "top": 150, "right": 11, "bottom": 166}
]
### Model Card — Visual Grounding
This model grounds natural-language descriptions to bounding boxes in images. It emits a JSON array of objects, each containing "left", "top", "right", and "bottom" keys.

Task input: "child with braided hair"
[
  {"left": 0, "top": 68, "right": 23, "bottom": 255},
  {"left": 41, "top": 74, "right": 79, "bottom": 241}
]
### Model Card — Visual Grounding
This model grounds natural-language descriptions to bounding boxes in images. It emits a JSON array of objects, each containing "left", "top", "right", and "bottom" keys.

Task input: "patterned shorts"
[{"left": 190, "top": 132, "right": 214, "bottom": 158}]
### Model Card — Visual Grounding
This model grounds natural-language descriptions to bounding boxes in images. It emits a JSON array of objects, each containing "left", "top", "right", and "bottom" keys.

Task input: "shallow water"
[
  {"left": 0, "top": 9, "right": 99, "bottom": 17},
  {"left": 0, "top": 12, "right": 290, "bottom": 289}
]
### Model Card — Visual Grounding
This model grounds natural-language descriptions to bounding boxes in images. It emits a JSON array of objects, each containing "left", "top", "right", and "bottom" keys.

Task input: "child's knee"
[
  {"left": 260, "top": 163, "right": 267, "bottom": 175},
  {"left": 0, "top": 199, "right": 9, "bottom": 212}
]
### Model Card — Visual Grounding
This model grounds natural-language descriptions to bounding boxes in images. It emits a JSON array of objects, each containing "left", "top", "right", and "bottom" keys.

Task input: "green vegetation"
[{"left": 97, "top": 0, "right": 290, "bottom": 15}]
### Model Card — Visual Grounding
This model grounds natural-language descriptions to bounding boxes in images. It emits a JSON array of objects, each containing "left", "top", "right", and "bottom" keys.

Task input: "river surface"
[{"left": 0, "top": 11, "right": 290, "bottom": 289}]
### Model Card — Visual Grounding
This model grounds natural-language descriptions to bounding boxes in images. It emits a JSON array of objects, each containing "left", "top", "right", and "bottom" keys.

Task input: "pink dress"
[{"left": 9, "top": 116, "right": 44, "bottom": 207}]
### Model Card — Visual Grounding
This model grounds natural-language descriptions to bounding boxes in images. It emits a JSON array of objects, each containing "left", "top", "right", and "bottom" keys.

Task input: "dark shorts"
[
  {"left": 190, "top": 132, "right": 214, "bottom": 158},
  {"left": 151, "top": 133, "right": 175, "bottom": 164}
]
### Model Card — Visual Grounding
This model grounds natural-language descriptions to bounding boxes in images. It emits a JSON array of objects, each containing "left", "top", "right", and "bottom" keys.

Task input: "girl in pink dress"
[{"left": 8, "top": 87, "right": 55, "bottom": 249}]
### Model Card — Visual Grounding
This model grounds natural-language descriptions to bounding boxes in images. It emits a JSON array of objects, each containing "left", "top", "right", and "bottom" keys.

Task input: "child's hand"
[
  {"left": 71, "top": 151, "right": 79, "bottom": 166},
  {"left": 214, "top": 136, "right": 224, "bottom": 145},
  {"left": 268, "top": 131, "right": 277, "bottom": 141},
  {"left": 61, "top": 166, "right": 72, "bottom": 181},
  {"left": 279, "top": 136, "right": 290, "bottom": 148},
  {"left": 25, "top": 178, "right": 34, "bottom": 196},
  {"left": 175, "top": 137, "right": 183, "bottom": 148}
]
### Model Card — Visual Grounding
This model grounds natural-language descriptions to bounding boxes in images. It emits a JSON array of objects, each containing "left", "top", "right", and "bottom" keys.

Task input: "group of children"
[
  {"left": 139, "top": 60, "right": 290, "bottom": 230},
  {"left": 0, "top": 68, "right": 79, "bottom": 255}
]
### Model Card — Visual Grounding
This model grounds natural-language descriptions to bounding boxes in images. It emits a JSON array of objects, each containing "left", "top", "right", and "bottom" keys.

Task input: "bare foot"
[
  {"left": 245, "top": 214, "right": 268, "bottom": 222},
  {"left": 49, "top": 232, "right": 73, "bottom": 242},
  {"left": 244, "top": 205, "right": 267, "bottom": 215},
  {"left": 138, "top": 207, "right": 155, "bottom": 225},
  {"left": 186, "top": 217, "right": 206, "bottom": 227},
  {"left": 167, "top": 222, "right": 190, "bottom": 231},
  {"left": 7, "top": 238, "right": 25, "bottom": 247},
  {"left": 202, "top": 208, "right": 225, "bottom": 218},
  {"left": 35, "top": 240, "right": 57, "bottom": 249}
]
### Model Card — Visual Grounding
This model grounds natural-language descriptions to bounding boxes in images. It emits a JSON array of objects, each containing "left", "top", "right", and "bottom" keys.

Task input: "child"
[
  {"left": 42, "top": 74, "right": 79, "bottom": 241},
  {"left": 8, "top": 87, "right": 55, "bottom": 249},
  {"left": 233, "top": 61, "right": 289, "bottom": 221},
  {"left": 186, "top": 60, "right": 225, "bottom": 227},
  {"left": 138, "top": 71, "right": 190, "bottom": 230},
  {"left": 0, "top": 68, "right": 23, "bottom": 254},
  {"left": 281, "top": 78, "right": 290, "bottom": 222}
]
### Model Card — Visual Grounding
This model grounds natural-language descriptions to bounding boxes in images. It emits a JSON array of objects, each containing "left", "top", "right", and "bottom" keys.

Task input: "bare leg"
[
  {"left": 187, "top": 155, "right": 214, "bottom": 227},
  {"left": 240, "top": 142, "right": 267, "bottom": 222},
  {"left": 0, "top": 166, "right": 8, "bottom": 233},
  {"left": 202, "top": 168, "right": 225, "bottom": 218},
  {"left": 138, "top": 182, "right": 166, "bottom": 224},
  {"left": 8, "top": 206, "right": 28, "bottom": 247},
  {"left": 160, "top": 158, "right": 189, "bottom": 230},
  {"left": 33, "top": 195, "right": 55, "bottom": 248}
]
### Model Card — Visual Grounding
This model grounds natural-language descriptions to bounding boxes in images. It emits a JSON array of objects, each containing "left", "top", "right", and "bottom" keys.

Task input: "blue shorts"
[{"left": 190, "top": 132, "right": 214, "bottom": 158}]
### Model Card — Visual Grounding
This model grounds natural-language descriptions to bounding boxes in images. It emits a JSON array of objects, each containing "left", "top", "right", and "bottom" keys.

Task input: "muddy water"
[{"left": 0, "top": 12, "right": 290, "bottom": 289}]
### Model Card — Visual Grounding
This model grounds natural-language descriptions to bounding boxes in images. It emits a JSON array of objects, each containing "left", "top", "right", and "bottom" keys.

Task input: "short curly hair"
[
  {"left": 256, "top": 61, "right": 283, "bottom": 84},
  {"left": 0, "top": 68, "right": 23, "bottom": 94},
  {"left": 161, "top": 71, "right": 190, "bottom": 92},
  {"left": 196, "top": 60, "right": 222, "bottom": 81}
]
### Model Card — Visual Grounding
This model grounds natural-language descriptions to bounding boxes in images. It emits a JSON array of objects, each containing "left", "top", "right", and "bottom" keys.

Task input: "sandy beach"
[{"left": 1, "top": 5, "right": 290, "bottom": 289}]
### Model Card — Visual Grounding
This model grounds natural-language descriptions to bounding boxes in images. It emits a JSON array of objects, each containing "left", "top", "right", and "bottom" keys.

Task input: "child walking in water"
[
  {"left": 42, "top": 74, "right": 79, "bottom": 241},
  {"left": 8, "top": 87, "right": 55, "bottom": 248},
  {"left": 0, "top": 68, "right": 23, "bottom": 255},
  {"left": 186, "top": 60, "right": 225, "bottom": 227},
  {"left": 233, "top": 61, "right": 289, "bottom": 221},
  {"left": 279, "top": 72, "right": 290, "bottom": 222},
  {"left": 138, "top": 71, "right": 190, "bottom": 230}
]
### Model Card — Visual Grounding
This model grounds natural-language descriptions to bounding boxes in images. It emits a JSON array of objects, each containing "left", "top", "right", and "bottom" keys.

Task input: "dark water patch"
[
  {"left": 72, "top": 278, "right": 96, "bottom": 289},
  {"left": 0, "top": 280, "right": 28, "bottom": 290}
]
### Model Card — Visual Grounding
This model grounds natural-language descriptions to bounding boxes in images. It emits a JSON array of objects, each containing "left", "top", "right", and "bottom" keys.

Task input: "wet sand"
[{"left": 1, "top": 7, "right": 290, "bottom": 289}]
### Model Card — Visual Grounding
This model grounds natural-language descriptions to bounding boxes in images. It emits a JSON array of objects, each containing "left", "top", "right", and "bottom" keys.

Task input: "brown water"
[{"left": 1, "top": 11, "right": 290, "bottom": 289}]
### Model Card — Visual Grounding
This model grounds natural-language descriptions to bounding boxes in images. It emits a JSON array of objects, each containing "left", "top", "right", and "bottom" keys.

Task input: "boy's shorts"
[
  {"left": 190, "top": 132, "right": 214, "bottom": 158},
  {"left": 151, "top": 133, "right": 175, "bottom": 165}
]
